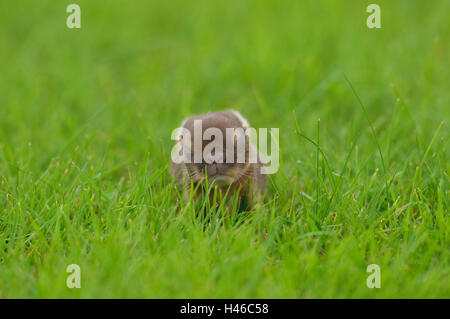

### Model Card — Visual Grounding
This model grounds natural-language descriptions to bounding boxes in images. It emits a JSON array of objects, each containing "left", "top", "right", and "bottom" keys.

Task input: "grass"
[{"left": 0, "top": 0, "right": 448, "bottom": 298}]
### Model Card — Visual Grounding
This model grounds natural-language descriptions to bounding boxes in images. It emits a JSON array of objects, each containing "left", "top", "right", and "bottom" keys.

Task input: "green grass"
[{"left": 0, "top": 0, "right": 449, "bottom": 298}]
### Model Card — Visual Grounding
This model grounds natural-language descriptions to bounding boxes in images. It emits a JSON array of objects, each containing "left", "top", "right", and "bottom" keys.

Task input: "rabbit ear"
[{"left": 231, "top": 110, "right": 249, "bottom": 130}]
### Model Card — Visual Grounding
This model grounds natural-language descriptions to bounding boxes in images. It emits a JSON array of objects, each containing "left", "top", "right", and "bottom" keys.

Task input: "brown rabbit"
[{"left": 171, "top": 110, "right": 267, "bottom": 210}]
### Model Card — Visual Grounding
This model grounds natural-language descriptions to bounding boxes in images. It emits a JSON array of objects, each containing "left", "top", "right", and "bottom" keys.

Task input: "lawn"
[{"left": 0, "top": 0, "right": 448, "bottom": 298}]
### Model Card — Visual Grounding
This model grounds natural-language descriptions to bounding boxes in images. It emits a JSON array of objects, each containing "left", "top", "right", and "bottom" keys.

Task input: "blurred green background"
[{"left": 0, "top": 0, "right": 448, "bottom": 298}]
